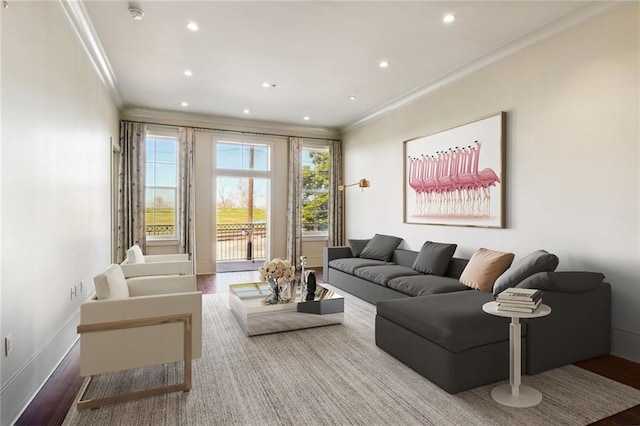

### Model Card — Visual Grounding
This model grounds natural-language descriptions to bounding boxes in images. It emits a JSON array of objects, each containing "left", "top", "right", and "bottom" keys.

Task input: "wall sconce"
[{"left": 338, "top": 178, "right": 370, "bottom": 244}]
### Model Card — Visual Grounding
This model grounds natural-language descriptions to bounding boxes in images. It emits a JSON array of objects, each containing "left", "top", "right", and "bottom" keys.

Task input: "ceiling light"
[
  {"left": 379, "top": 60, "right": 389, "bottom": 68},
  {"left": 187, "top": 22, "right": 199, "bottom": 31},
  {"left": 261, "top": 82, "right": 276, "bottom": 88},
  {"left": 243, "top": 109, "right": 250, "bottom": 114},
  {"left": 184, "top": 70, "right": 193, "bottom": 77},
  {"left": 303, "top": 116, "right": 310, "bottom": 121},
  {"left": 181, "top": 102, "right": 188, "bottom": 107},
  {"left": 349, "top": 95, "right": 357, "bottom": 101},
  {"left": 128, "top": 6, "right": 144, "bottom": 20},
  {"left": 443, "top": 14, "right": 455, "bottom": 23}
]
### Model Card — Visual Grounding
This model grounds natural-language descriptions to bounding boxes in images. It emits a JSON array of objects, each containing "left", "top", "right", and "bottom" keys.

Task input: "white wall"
[
  {"left": 0, "top": 3, "right": 119, "bottom": 424},
  {"left": 342, "top": 4, "right": 640, "bottom": 362}
]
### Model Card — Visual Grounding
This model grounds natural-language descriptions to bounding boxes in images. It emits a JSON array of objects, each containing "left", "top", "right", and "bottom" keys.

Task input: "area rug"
[{"left": 64, "top": 290, "right": 640, "bottom": 425}]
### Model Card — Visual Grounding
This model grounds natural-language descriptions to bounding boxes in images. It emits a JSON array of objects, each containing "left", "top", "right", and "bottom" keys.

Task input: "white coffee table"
[{"left": 482, "top": 301, "right": 551, "bottom": 408}]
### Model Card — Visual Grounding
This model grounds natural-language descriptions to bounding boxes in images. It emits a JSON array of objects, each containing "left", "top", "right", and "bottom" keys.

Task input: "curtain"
[
  {"left": 177, "top": 127, "right": 197, "bottom": 272},
  {"left": 328, "top": 140, "right": 344, "bottom": 246},
  {"left": 116, "top": 121, "right": 147, "bottom": 262},
  {"left": 286, "top": 137, "right": 303, "bottom": 269}
]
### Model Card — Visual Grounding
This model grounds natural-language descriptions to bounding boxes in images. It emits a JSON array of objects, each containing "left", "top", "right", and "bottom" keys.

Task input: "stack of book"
[{"left": 496, "top": 288, "right": 542, "bottom": 313}]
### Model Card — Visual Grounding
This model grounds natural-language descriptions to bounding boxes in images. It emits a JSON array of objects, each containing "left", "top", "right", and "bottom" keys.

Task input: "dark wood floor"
[{"left": 16, "top": 271, "right": 640, "bottom": 425}]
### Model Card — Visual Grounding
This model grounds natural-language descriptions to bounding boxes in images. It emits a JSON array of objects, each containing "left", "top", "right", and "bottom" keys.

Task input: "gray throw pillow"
[
  {"left": 492, "top": 250, "right": 559, "bottom": 296},
  {"left": 348, "top": 239, "right": 370, "bottom": 258},
  {"left": 516, "top": 271, "right": 605, "bottom": 293},
  {"left": 412, "top": 241, "right": 457, "bottom": 276},
  {"left": 359, "top": 234, "right": 402, "bottom": 262}
]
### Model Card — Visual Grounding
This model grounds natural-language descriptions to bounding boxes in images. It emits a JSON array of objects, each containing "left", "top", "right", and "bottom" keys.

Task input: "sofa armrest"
[
  {"left": 120, "top": 260, "right": 192, "bottom": 278},
  {"left": 126, "top": 275, "right": 196, "bottom": 296},
  {"left": 79, "top": 291, "right": 202, "bottom": 376},
  {"left": 144, "top": 254, "right": 189, "bottom": 263},
  {"left": 323, "top": 246, "right": 353, "bottom": 284}
]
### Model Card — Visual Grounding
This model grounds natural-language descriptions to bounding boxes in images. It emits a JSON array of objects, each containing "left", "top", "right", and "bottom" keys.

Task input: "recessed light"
[
  {"left": 303, "top": 116, "right": 310, "bottom": 121},
  {"left": 349, "top": 95, "right": 357, "bottom": 101},
  {"left": 181, "top": 102, "right": 188, "bottom": 107},
  {"left": 184, "top": 69, "right": 193, "bottom": 77},
  {"left": 262, "top": 82, "right": 276, "bottom": 88},
  {"left": 443, "top": 14, "right": 455, "bottom": 23},
  {"left": 187, "top": 22, "right": 199, "bottom": 31},
  {"left": 379, "top": 60, "right": 390, "bottom": 68},
  {"left": 243, "top": 109, "right": 250, "bottom": 114}
]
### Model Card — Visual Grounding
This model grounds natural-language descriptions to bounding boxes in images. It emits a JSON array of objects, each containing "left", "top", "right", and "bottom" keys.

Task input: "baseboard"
[
  {"left": 1, "top": 310, "right": 80, "bottom": 426},
  {"left": 611, "top": 327, "right": 640, "bottom": 363}
]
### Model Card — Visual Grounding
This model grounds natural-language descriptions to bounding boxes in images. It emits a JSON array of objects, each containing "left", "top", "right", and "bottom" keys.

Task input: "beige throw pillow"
[
  {"left": 460, "top": 248, "right": 515, "bottom": 292},
  {"left": 94, "top": 264, "right": 130, "bottom": 300}
]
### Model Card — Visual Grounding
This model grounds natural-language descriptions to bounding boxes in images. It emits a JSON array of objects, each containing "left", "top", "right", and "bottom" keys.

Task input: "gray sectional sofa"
[{"left": 323, "top": 235, "right": 611, "bottom": 394}]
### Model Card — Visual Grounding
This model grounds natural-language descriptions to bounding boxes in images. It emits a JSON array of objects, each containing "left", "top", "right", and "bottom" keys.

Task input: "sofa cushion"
[
  {"left": 412, "top": 241, "right": 457, "bottom": 276},
  {"left": 353, "top": 265, "right": 421, "bottom": 287},
  {"left": 94, "top": 264, "right": 130, "bottom": 300},
  {"left": 493, "top": 250, "right": 559, "bottom": 296},
  {"left": 348, "top": 239, "right": 370, "bottom": 257},
  {"left": 328, "top": 258, "right": 391, "bottom": 275},
  {"left": 377, "top": 291, "right": 512, "bottom": 353},
  {"left": 460, "top": 248, "right": 514, "bottom": 292},
  {"left": 517, "top": 271, "right": 605, "bottom": 293},
  {"left": 126, "top": 245, "right": 145, "bottom": 264},
  {"left": 359, "top": 234, "right": 402, "bottom": 261},
  {"left": 388, "top": 275, "right": 470, "bottom": 297}
]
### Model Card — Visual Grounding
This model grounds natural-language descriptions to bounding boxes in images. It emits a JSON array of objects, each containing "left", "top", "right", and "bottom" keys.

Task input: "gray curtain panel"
[
  {"left": 177, "top": 127, "right": 196, "bottom": 272},
  {"left": 329, "top": 139, "right": 344, "bottom": 246},
  {"left": 286, "top": 137, "right": 302, "bottom": 269},
  {"left": 117, "top": 121, "right": 147, "bottom": 262}
]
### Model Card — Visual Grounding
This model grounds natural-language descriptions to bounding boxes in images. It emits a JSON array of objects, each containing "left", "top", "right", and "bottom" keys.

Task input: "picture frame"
[{"left": 403, "top": 112, "right": 506, "bottom": 228}]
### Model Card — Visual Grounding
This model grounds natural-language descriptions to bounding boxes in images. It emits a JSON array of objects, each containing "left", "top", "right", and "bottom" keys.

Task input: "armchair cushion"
[
  {"left": 127, "top": 245, "right": 146, "bottom": 264},
  {"left": 94, "top": 264, "right": 130, "bottom": 300}
]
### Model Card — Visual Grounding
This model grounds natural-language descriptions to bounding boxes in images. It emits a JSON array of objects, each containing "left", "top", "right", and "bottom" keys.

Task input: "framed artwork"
[{"left": 403, "top": 112, "right": 506, "bottom": 228}]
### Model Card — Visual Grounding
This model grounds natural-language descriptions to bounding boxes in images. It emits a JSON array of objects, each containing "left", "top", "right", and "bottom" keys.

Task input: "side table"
[{"left": 482, "top": 301, "right": 551, "bottom": 408}]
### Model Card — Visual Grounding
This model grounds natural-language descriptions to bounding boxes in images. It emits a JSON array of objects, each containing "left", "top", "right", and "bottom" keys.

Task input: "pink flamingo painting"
[{"left": 407, "top": 141, "right": 500, "bottom": 218}]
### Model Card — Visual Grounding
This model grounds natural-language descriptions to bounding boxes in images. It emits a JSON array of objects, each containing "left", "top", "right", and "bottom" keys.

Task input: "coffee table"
[{"left": 229, "top": 282, "right": 344, "bottom": 336}]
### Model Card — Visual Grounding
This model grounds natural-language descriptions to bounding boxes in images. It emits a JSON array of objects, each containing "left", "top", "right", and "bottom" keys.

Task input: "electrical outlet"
[
  {"left": 79, "top": 280, "right": 83, "bottom": 293},
  {"left": 5, "top": 335, "right": 12, "bottom": 356},
  {"left": 70, "top": 286, "right": 76, "bottom": 300}
]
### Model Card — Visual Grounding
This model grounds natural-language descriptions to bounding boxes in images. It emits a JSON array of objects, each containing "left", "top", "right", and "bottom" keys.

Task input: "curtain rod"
[{"left": 121, "top": 119, "right": 341, "bottom": 142}]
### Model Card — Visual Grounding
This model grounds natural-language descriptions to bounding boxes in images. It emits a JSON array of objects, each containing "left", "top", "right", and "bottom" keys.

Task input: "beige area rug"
[{"left": 64, "top": 291, "right": 640, "bottom": 425}]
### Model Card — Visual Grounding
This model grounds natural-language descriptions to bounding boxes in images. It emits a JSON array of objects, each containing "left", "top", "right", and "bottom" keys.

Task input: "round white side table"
[{"left": 482, "top": 301, "right": 551, "bottom": 408}]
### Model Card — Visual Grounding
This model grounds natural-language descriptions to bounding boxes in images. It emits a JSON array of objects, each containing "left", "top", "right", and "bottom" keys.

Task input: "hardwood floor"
[{"left": 15, "top": 271, "right": 640, "bottom": 425}]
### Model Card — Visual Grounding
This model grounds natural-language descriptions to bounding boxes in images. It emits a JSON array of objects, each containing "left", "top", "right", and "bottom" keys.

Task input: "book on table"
[
  {"left": 496, "top": 288, "right": 542, "bottom": 303},
  {"left": 497, "top": 298, "right": 542, "bottom": 313}
]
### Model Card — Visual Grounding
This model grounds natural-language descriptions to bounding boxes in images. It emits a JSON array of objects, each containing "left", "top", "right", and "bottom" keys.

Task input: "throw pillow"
[
  {"left": 94, "top": 264, "right": 130, "bottom": 300},
  {"left": 459, "top": 248, "right": 515, "bottom": 292},
  {"left": 348, "top": 239, "right": 370, "bottom": 258},
  {"left": 412, "top": 241, "right": 457, "bottom": 276},
  {"left": 517, "top": 271, "right": 605, "bottom": 293},
  {"left": 126, "top": 245, "right": 145, "bottom": 264},
  {"left": 359, "top": 234, "right": 403, "bottom": 262},
  {"left": 492, "top": 250, "right": 559, "bottom": 296}
]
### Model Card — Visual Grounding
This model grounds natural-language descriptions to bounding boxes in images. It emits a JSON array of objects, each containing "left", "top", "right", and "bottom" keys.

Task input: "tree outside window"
[{"left": 301, "top": 146, "right": 330, "bottom": 236}]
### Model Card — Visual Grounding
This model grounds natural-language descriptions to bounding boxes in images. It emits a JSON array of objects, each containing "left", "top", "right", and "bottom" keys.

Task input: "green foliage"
[
  {"left": 146, "top": 207, "right": 175, "bottom": 225},
  {"left": 302, "top": 151, "right": 330, "bottom": 231},
  {"left": 217, "top": 208, "right": 267, "bottom": 224}
]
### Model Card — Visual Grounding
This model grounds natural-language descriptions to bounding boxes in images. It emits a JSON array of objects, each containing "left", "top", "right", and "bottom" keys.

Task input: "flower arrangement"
[{"left": 259, "top": 258, "right": 294, "bottom": 286}]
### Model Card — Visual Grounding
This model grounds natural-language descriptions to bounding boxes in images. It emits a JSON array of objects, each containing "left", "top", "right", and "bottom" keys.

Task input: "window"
[
  {"left": 301, "top": 144, "right": 330, "bottom": 237},
  {"left": 145, "top": 135, "right": 178, "bottom": 239}
]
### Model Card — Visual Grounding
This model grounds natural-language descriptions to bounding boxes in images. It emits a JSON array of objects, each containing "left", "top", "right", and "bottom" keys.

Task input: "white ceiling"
[{"left": 83, "top": 1, "right": 596, "bottom": 130}]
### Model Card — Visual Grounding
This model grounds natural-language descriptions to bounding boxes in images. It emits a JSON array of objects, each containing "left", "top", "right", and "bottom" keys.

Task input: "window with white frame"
[
  {"left": 301, "top": 143, "right": 330, "bottom": 237},
  {"left": 145, "top": 135, "right": 178, "bottom": 240}
]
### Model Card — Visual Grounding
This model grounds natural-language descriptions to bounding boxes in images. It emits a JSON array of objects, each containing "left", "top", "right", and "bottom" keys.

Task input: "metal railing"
[
  {"left": 146, "top": 223, "right": 266, "bottom": 262},
  {"left": 216, "top": 223, "right": 266, "bottom": 261}
]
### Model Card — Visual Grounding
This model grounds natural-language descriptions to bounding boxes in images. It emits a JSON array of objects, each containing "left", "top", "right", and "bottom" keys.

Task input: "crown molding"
[
  {"left": 342, "top": 1, "right": 627, "bottom": 133},
  {"left": 121, "top": 107, "right": 341, "bottom": 140},
  {"left": 59, "top": 0, "right": 123, "bottom": 107}
]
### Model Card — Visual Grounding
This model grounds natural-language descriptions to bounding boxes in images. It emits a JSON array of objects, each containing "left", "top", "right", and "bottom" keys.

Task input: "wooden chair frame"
[{"left": 76, "top": 313, "right": 192, "bottom": 410}]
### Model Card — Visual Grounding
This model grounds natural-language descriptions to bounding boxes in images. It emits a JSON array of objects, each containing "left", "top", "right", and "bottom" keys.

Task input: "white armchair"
[
  {"left": 120, "top": 244, "right": 193, "bottom": 278},
  {"left": 77, "top": 264, "right": 202, "bottom": 410}
]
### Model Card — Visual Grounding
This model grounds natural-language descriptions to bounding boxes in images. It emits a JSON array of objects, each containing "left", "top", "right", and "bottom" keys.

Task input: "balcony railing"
[{"left": 145, "top": 222, "right": 266, "bottom": 262}]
